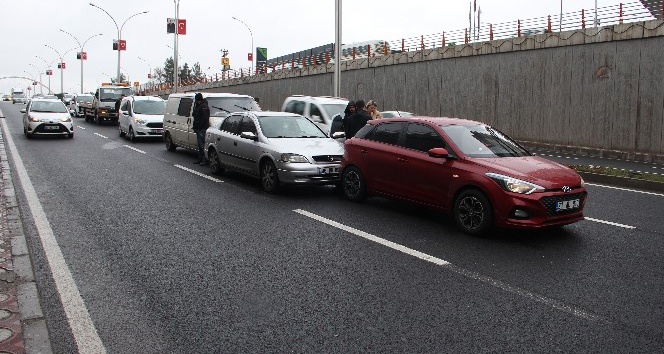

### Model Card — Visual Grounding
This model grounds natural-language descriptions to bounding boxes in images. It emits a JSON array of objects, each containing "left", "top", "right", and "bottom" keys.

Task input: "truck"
[
  {"left": 82, "top": 83, "right": 132, "bottom": 125},
  {"left": 11, "top": 89, "right": 26, "bottom": 104}
]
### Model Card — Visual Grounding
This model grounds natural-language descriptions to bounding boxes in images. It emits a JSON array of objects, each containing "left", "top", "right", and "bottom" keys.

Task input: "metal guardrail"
[{"left": 139, "top": 0, "right": 661, "bottom": 94}]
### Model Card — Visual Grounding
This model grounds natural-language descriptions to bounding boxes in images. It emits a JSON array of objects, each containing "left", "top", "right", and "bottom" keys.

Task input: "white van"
[
  {"left": 281, "top": 95, "right": 348, "bottom": 133},
  {"left": 163, "top": 92, "right": 261, "bottom": 151}
]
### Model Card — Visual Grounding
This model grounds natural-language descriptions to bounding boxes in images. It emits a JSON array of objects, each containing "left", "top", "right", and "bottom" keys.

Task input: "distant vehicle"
[
  {"left": 205, "top": 111, "right": 344, "bottom": 193},
  {"left": 163, "top": 92, "right": 261, "bottom": 152},
  {"left": 118, "top": 95, "right": 166, "bottom": 141},
  {"left": 340, "top": 117, "right": 587, "bottom": 235},
  {"left": 381, "top": 111, "right": 415, "bottom": 118},
  {"left": 81, "top": 83, "right": 132, "bottom": 125},
  {"left": 20, "top": 98, "right": 74, "bottom": 139},
  {"left": 12, "top": 92, "right": 26, "bottom": 104},
  {"left": 2, "top": 94, "right": 12, "bottom": 101},
  {"left": 73, "top": 94, "right": 94, "bottom": 117},
  {"left": 281, "top": 95, "right": 347, "bottom": 133}
]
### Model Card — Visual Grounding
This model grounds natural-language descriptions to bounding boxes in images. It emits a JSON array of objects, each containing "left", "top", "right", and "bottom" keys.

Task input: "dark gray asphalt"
[{"left": 1, "top": 101, "right": 663, "bottom": 353}]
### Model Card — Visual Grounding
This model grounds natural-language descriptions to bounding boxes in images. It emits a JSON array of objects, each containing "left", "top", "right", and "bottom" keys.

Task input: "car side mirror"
[
  {"left": 428, "top": 147, "right": 449, "bottom": 158},
  {"left": 20, "top": 109, "right": 26, "bottom": 113},
  {"left": 332, "top": 132, "right": 345, "bottom": 139},
  {"left": 240, "top": 131, "right": 258, "bottom": 141}
]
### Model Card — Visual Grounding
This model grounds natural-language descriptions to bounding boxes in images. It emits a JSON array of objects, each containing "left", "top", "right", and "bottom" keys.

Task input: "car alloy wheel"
[
  {"left": 128, "top": 127, "right": 135, "bottom": 142},
  {"left": 208, "top": 149, "right": 224, "bottom": 175},
  {"left": 342, "top": 166, "right": 367, "bottom": 202},
  {"left": 260, "top": 160, "right": 280, "bottom": 193},
  {"left": 454, "top": 189, "right": 493, "bottom": 236},
  {"left": 165, "top": 133, "right": 176, "bottom": 152}
]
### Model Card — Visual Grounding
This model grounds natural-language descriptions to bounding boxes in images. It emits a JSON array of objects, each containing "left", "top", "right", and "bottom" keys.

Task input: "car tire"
[
  {"left": 341, "top": 166, "right": 367, "bottom": 202},
  {"left": 94, "top": 112, "right": 100, "bottom": 125},
  {"left": 453, "top": 189, "right": 493, "bottom": 236},
  {"left": 26, "top": 132, "right": 32, "bottom": 139},
  {"left": 208, "top": 149, "right": 224, "bottom": 175},
  {"left": 165, "top": 133, "right": 177, "bottom": 152},
  {"left": 68, "top": 132, "right": 74, "bottom": 139},
  {"left": 128, "top": 127, "right": 135, "bottom": 142},
  {"left": 119, "top": 126, "right": 125, "bottom": 137},
  {"left": 260, "top": 160, "right": 280, "bottom": 193}
]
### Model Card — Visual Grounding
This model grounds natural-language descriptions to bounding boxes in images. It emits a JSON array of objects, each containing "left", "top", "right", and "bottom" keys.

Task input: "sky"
[{"left": 0, "top": 0, "right": 648, "bottom": 94}]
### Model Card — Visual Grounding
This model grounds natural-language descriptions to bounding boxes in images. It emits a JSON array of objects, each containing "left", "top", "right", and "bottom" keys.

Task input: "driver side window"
[
  {"left": 310, "top": 104, "right": 324, "bottom": 123},
  {"left": 120, "top": 100, "right": 128, "bottom": 112},
  {"left": 221, "top": 115, "right": 242, "bottom": 135}
]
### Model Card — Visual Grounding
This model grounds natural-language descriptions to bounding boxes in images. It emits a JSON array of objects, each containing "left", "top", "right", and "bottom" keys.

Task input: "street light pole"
[
  {"left": 232, "top": 16, "right": 254, "bottom": 74},
  {"left": 28, "top": 63, "right": 43, "bottom": 95},
  {"left": 60, "top": 30, "right": 102, "bottom": 93},
  {"left": 90, "top": 3, "right": 148, "bottom": 84},
  {"left": 35, "top": 56, "right": 55, "bottom": 94},
  {"left": 44, "top": 46, "right": 78, "bottom": 95},
  {"left": 137, "top": 56, "right": 152, "bottom": 91},
  {"left": 334, "top": 0, "right": 342, "bottom": 97},
  {"left": 172, "top": 0, "right": 181, "bottom": 93}
]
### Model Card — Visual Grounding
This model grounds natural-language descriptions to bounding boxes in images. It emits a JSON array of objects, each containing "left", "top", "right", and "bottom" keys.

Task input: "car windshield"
[
  {"left": 133, "top": 100, "right": 166, "bottom": 115},
  {"left": 30, "top": 101, "right": 68, "bottom": 113},
  {"left": 14, "top": 94, "right": 25, "bottom": 98},
  {"left": 258, "top": 115, "right": 327, "bottom": 138},
  {"left": 441, "top": 124, "right": 530, "bottom": 158},
  {"left": 207, "top": 97, "right": 261, "bottom": 117},
  {"left": 99, "top": 88, "right": 132, "bottom": 102},
  {"left": 322, "top": 103, "right": 347, "bottom": 119},
  {"left": 77, "top": 95, "right": 93, "bottom": 103}
]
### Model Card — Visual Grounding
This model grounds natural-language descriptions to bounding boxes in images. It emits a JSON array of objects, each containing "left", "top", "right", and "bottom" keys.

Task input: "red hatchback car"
[{"left": 340, "top": 117, "right": 587, "bottom": 235}]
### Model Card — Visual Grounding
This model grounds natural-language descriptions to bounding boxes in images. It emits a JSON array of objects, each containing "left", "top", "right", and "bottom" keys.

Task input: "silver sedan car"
[
  {"left": 21, "top": 98, "right": 74, "bottom": 139},
  {"left": 205, "top": 112, "right": 344, "bottom": 192}
]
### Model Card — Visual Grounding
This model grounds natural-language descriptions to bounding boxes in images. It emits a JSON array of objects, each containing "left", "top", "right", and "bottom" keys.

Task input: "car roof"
[
  {"left": 168, "top": 92, "right": 253, "bottom": 99},
  {"left": 369, "top": 116, "right": 483, "bottom": 126},
  {"left": 30, "top": 98, "right": 66, "bottom": 104},
  {"left": 285, "top": 95, "right": 348, "bottom": 104},
  {"left": 127, "top": 95, "right": 164, "bottom": 101}
]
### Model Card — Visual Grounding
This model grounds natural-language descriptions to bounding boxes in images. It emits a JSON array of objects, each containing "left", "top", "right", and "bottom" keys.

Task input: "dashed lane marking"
[
  {"left": 123, "top": 145, "right": 146, "bottom": 154},
  {"left": 294, "top": 209, "right": 603, "bottom": 322},
  {"left": 0, "top": 119, "right": 107, "bottom": 353},
  {"left": 174, "top": 164, "right": 222, "bottom": 183},
  {"left": 585, "top": 217, "right": 636, "bottom": 229},
  {"left": 93, "top": 133, "right": 108, "bottom": 139},
  {"left": 585, "top": 183, "right": 664, "bottom": 197},
  {"left": 76, "top": 126, "right": 86, "bottom": 130}
]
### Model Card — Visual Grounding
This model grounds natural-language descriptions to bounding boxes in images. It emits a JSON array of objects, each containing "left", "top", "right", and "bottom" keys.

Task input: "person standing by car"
[
  {"left": 330, "top": 100, "right": 356, "bottom": 137},
  {"left": 366, "top": 100, "right": 383, "bottom": 119},
  {"left": 344, "top": 100, "right": 371, "bottom": 139},
  {"left": 192, "top": 93, "right": 210, "bottom": 165}
]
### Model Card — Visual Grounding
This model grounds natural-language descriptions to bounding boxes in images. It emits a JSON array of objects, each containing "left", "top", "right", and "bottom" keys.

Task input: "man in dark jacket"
[
  {"left": 344, "top": 100, "right": 371, "bottom": 139},
  {"left": 192, "top": 93, "right": 210, "bottom": 165}
]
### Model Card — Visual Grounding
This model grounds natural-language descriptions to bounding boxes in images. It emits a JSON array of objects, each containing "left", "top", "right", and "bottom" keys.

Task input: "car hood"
[
  {"left": 133, "top": 113, "right": 164, "bottom": 123},
  {"left": 470, "top": 156, "right": 582, "bottom": 188},
  {"left": 265, "top": 137, "right": 344, "bottom": 157},
  {"left": 29, "top": 112, "right": 71, "bottom": 122}
]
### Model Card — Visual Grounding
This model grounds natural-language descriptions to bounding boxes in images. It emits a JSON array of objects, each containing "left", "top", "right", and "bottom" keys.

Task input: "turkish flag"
[
  {"left": 177, "top": 19, "right": 186, "bottom": 35},
  {"left": 61, "top": 62, "right": 66, "bottom": 69},
  {"left": 119, "top": 40, "right": 127, "bottom": 51},
  {"left": 81, "top": 52, "right": 87, "bottom": 60}
]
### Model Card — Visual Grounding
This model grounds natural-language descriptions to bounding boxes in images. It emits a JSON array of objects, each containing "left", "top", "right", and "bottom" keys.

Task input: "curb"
[{"left": 0, "top": 122, "right": 53, "bottom": 354}]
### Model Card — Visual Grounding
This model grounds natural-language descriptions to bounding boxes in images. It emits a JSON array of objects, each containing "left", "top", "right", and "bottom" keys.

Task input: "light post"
[
  {"left": 60, "top": 30, "right": 102, "bottom": 93},
  {"left": 334, "top": 0, "right": 342, "bottom": 97},
  {"left": 137, "top": 56, "right": 152, "bottom": 91},
  {"left": 35, "top": 55, "right": 56, "bottom": 94},
  {"left": 44, "top": 45, "right": 76, "bottom": 95},
  {"left": 172, "top": 0, "right": 181, "bottom": 93},
  {"left": 232, "top": 16, "right": 254, "bottom": 74},
  {"left": 89, "top": 3, "right": 148, "bottom": 84},
  {"left": 28, "top": 63, "right": 43, "bottom": 95},
  {"left": 22, "top": 71, "right": 37, "bottom": 99}
]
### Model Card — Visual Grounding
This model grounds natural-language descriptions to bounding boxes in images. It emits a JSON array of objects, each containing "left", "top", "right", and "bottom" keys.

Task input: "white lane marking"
[
  {"left": 174, "top": 164, "right": 222, "bottom": 183},
  {"left": 294, "top": 209, "right": 602, "bottom": 322},
  {"left": 76, "top": 126, "right": 86, "bottom": 130},
  {"left": 123, "top": 145, "right": 146, "bottom": 154},
  {"left": 0, "top": 119, "right": 107, "bottom": 353},
  {"left": 93, "top": 133, "right": 108, "bottom": 139},
  {"left": 585, "top": 217, "right": 636, "bottom": 229},
  {"left": 585, "top": 183, "right": 664, "bottom": 197}
]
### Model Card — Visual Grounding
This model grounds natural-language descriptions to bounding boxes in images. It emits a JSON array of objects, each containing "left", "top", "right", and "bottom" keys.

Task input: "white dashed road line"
[
  {"left": 174, "top": 164, "right": 222, "bottom": 183},
  {"left": 586, "top": 183, "right": 664, "bottom": 197},
  {"left": 93, "top": 133, "right": 108, "bottom": 139},
  {"left": 585, "top": 217, "right": 636, "bottom": 229},
  {"left": 294, "top": 209, "right": 603, "bottom": 322},
  {"left": 76, "top": 126, "right": 86, "bottom": 130},
  {"left": 0, "top": 119, "right": 107, "bottom": 353},
  {"left": 123, "top": 145, "right": 146, "bottom": 154}
]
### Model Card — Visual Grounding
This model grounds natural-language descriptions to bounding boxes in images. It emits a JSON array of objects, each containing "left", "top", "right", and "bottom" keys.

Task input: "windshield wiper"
[
  {"left": 211, "top": 105, "right": 231, "bottom": 113},
  {"left": 233, "top": 104, "right": 250, "bottom": 111}
]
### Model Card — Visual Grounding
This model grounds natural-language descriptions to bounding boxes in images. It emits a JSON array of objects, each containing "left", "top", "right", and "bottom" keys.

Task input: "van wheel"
[
  {"left": 208, "top": 149, "right": 224, "bottom": 175},
  {"left": 342, "top": 166, "right": 367, "bottom": 202},
  {"left": 453, "top": 189, "right": 493, "bottom": 236},
  {"left": 165, "top": 133, "right": 177, "bottom": 151},
  {"left": 260, "top": 160, "right": 280, "bottom": 193}
]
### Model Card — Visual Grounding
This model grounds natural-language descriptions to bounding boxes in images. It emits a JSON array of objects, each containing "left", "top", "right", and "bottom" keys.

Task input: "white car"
[
  {"left": 118, "top": 96, "right": 167, "bottom": 141},
  {"left": 281, "top": 95, "right": 348, "bottom": 133},
  {"left": 21, "top": 98, "right": 74, "bottom": 139}
]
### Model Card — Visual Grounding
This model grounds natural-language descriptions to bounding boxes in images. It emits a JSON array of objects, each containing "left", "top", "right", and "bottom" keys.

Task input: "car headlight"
[
  {"left": 100, "top": 109, "right": 108, "bottom": 114},
  {"left": 29, "top": 116, "right": 39, "bottom": 122},
  {"left": 281, "top": 153, "right": 309, "bottom": 163},
  {"left": 579, "top": 176, "right": 585, "bottom": 188},
  {"left": 486, "top": 173, "right": 545, "bottom": 194},
  {"left": 134, "top": 118, "right": 147, "bottom": 125}
]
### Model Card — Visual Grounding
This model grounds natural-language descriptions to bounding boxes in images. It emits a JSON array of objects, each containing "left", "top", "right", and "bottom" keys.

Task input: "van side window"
[
  {"left": 221, "top": 115, "right": 242, "bottom": 135},
  {"left": 310, "top": 105, "right": 323, "bottom": 123},
  {"left": 285, "top": 100, "right": 305, "bottom": 115},
  {"left": 177, "top": 98, "right": 193, "bottom": 117}
]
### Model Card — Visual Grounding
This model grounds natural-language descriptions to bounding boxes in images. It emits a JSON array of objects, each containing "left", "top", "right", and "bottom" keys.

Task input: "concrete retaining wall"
[{"left": 163, "top": 20, "right": 664, "bottom": 156}]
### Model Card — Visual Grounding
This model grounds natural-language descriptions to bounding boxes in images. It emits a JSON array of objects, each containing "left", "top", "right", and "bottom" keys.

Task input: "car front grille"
[
  {"left": 146, "top": 122, "right": 163, "bottom": 128},
  {"left": 311, "top": 155, "right": 343, "bottom": 163},
  {"left": 540, "top": 192, "right": 586, "bottom": 217}
]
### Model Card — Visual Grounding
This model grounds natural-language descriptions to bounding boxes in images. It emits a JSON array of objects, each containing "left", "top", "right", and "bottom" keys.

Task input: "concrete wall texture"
[{"left": 172, "top": 20, "right": 664, "bottom": 156}]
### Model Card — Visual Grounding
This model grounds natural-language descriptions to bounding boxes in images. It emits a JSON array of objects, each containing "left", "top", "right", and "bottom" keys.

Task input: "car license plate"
[
  {"left": 43, "top": 125, "right": 59, "bottom": 130},
  {"left": 556, "top": 199, "right": 580, "bottom": 212},
  {"left": 318, "top": 166, "right": 339, "bottom": 175},
  {"left": 151, "top": 129, "right": 162, "bottom": 134}
]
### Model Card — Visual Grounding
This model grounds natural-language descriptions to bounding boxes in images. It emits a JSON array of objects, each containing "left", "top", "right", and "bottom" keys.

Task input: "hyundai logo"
[{"left": 562, "top": 186, "right": 571, "bottom": 193}]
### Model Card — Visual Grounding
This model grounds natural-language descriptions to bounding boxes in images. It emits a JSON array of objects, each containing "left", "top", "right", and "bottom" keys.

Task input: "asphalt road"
[{"left": 1, "top": 101, "right": 663, "bottom": 353}]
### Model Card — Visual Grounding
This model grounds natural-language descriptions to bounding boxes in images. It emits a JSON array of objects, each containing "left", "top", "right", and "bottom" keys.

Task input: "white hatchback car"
[
  {"left": 118, "top": 96, "right": 167, "bottom": 141},
  {"left": 21, "top": 98, "right": 74, "bottom": 139}
]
